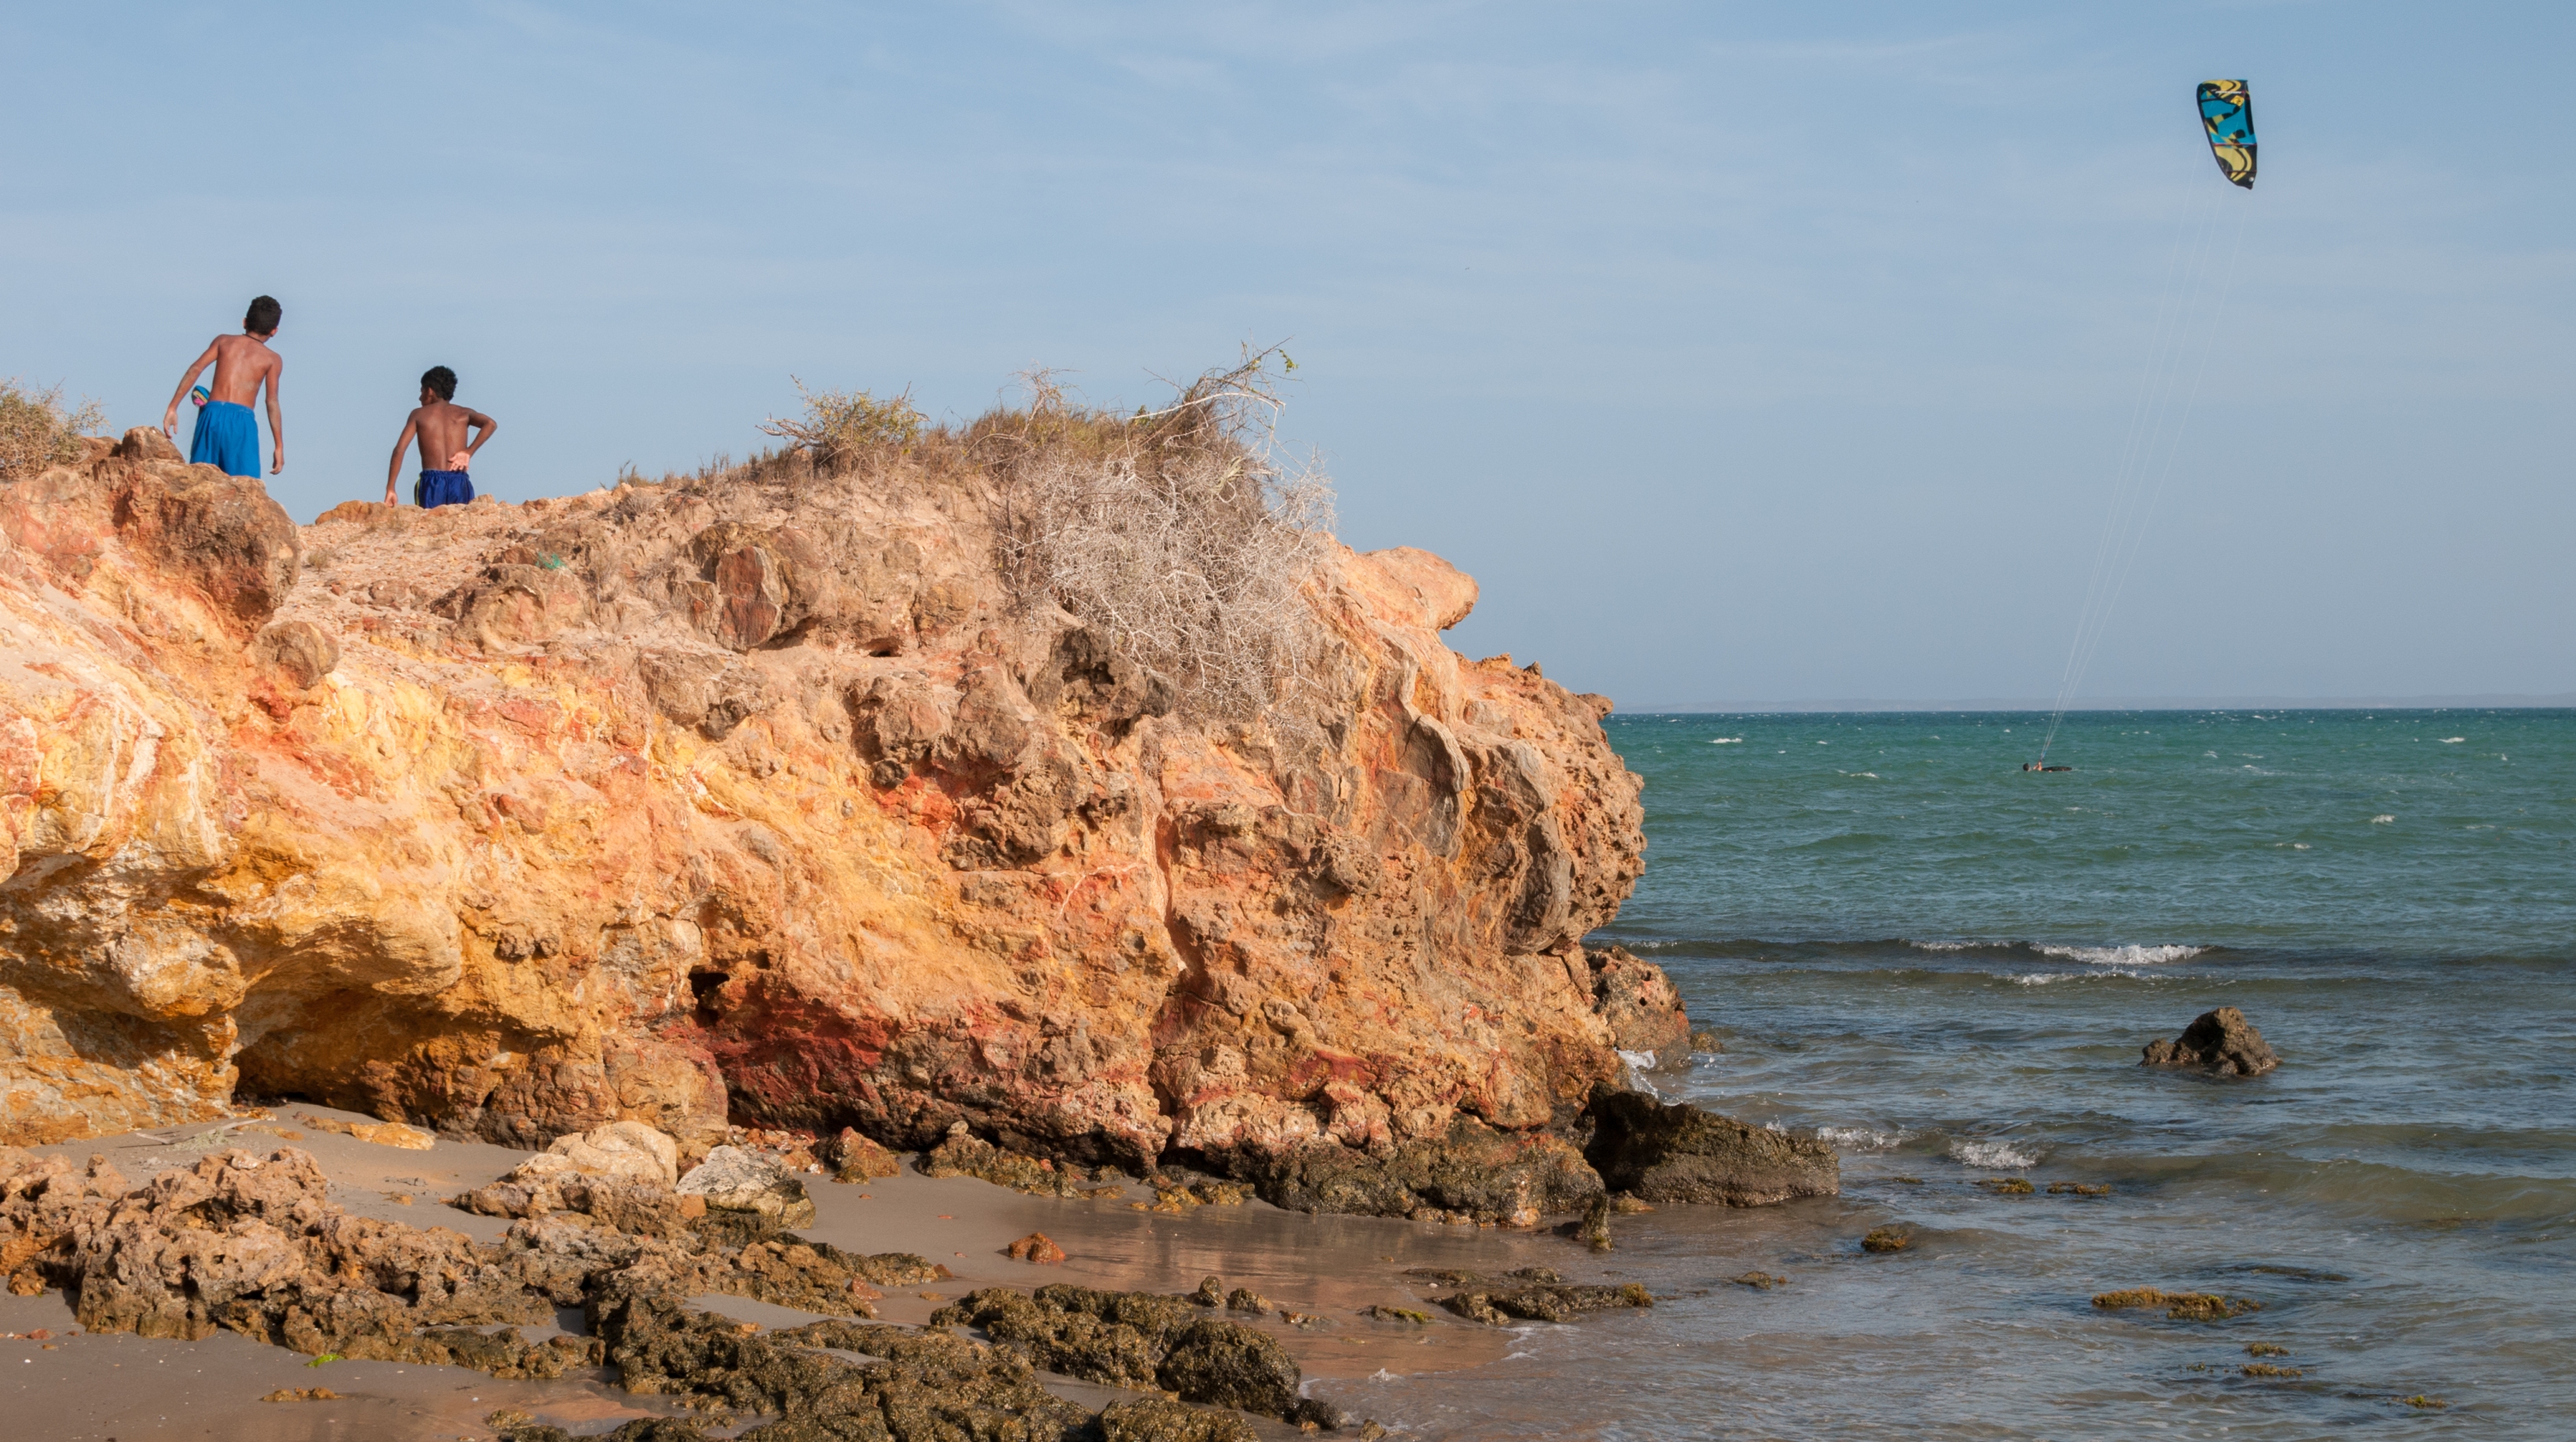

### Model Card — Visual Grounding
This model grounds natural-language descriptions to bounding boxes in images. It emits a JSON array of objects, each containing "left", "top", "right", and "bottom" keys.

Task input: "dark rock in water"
[
  {"left": 1362, "top": 1304, "right": 1433, "bottom": 1324},
  {"left": 930, "top": 1283, "right": 1307, "bottom": 1422},
  {"left": 2090, "top": 1286, "right": 2261, "bottom": 1321},
  {"left": 1581, "top": 1092, "right": 1840, "bottom": 1207},
  {"left": 1434, "top": 1276, "right": 1652, "bottom": 1325},
  {"left": 1100, "top": 1396, "right": 1260, "bottom": 1442},
  {"left": 1232, "top": 1116, "right": 1603, "bottom": 1225},
  {"left": 1862, "top": 1225, "right": 1911, "bottom": 1254},
  {"left": 2140, "top": 1006, "right": 2279, "bottom": 1077},
  {"left": 1731, "top": 1271, "right": 1789, "bottom": 1289},
  {"left": 1575, "top": 1192, "right": 1615, "bottom": 1251},
  {"left": 1158, "top": 1319, "right": 1305, "bottom": 1418}
]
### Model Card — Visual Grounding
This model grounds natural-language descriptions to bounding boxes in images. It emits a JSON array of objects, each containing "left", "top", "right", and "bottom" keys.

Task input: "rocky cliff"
[{"left": 0, "top": 422, "right": 1689, "bottom": 1216}]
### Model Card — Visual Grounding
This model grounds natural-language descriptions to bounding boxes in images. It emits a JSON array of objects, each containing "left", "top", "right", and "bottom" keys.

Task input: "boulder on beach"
[
  {"left": 824, "top": 1126, "right": 902, "bottom": 1182},
  {"left": 1582, "top": 1092, "right": 1840, "bottom": 1207},
  {"left": 677, "top": 1144, "right": 817, "bottom": 1230},
  {"left": 2141, "top": 1006, "right": 2279, "bottom": 1077},
  {"left": 547, "top": 1121, "right": 681, "bottom": 1184}
]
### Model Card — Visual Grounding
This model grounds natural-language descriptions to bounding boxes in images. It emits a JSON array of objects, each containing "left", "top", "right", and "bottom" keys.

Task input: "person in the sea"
[
  {"left": 161, "top": 295, "right": 286, "bottom": 478},
  {"left": 384, "top": 365, "right": 497, "bottom": 508}
]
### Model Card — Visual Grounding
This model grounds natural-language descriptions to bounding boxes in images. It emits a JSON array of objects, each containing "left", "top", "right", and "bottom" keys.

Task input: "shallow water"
[{"left": 1316, "top": 710, "right": 2576, "bottom": 1438}]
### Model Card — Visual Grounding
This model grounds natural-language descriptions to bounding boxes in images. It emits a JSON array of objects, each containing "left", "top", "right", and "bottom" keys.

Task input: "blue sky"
[{"left": 6, "top": 2, "right": 2569, "bottom": 706}]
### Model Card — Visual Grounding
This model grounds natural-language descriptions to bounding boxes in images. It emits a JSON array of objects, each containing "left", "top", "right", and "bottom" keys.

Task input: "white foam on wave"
[
  {"left": 1906, "top": 940, "right": 1981, "bottom": 952},
  {"left": 1949, "top": 1139, "right": 2040, "bottom": 1170},
  {"left": 2014, "top": 969, "right": 2153, "bottom": 986},
  {"left": 1817, "top": 1125, "right": 1910, "bottom": 1152},
  {"left": 2441, "top": 736, "right": 2466, "bottom": 743},
  {"left": 1617, "top": 1050, "right": 1662, "bottom": 1099},
  {"left": 2034, "top": 943, "right": 2203, "bottom": 966},
  {"left": 2371, "top": 814, "right": 2395, "bottom": 824},
  {"left": 1710, "top": 737, "right": 1744, "bottom": 744}
]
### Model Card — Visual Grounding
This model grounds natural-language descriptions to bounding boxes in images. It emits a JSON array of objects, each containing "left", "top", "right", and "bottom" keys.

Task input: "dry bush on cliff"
[
  {"left": 758, "top": 378, "right": 925, "bottom": 469},
  {"left": 0, "top": 377, "right": 106, "bottom": 481},
  {"left": 984, "top": 350, "right": 1337, "bottom": 718},
  {"left": 738, "top": 350, "right": 1336, "bottom": 717}
]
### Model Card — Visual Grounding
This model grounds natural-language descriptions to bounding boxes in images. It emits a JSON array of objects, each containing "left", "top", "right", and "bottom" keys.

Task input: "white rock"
[{"left": 546, "top": 1121, "right": 680, "bottom": 1184}]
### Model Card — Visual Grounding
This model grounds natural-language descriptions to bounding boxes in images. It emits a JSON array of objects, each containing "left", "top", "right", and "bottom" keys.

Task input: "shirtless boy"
[
  {"left": 161, "top": 295, "right": 286, "bottom": 477},
  {"left": 384, "top": 366, "right": 498, "bottom": 508}
]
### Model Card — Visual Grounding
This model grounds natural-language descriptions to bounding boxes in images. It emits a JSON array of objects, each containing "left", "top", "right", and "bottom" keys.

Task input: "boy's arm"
[
  {"left": 161, "top": 339, "right": 220, "bottom": 436},
  {"left": 263, "top": 355, "right": 285, "bottom": 474},
  {"left": 463, "top": 408, "right": 499, "bottom": 460},
  {"left": 385, "top": 413, "right": 420, "bottom": 505}
]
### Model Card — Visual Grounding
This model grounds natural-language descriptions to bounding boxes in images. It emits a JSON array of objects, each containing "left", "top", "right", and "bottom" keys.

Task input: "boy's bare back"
[
  {"left": 409, "top": 400, "right": 481, "bottom": 465},
  {"left": 200, "top": 332, "right": 281, "bottom": 407}
]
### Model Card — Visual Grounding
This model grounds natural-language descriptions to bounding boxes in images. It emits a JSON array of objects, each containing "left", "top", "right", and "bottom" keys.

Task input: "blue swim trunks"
[
  {"left": 415, "top": 469, "right": 475, "bottom": 509},
  {"left": 188, "top": 400, "right": 261, "bottom": 478}
]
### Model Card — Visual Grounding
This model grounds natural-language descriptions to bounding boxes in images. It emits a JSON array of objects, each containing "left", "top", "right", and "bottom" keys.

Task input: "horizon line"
[{"left": 1610, "top": 692, "right": 2576, "bottom": 714}]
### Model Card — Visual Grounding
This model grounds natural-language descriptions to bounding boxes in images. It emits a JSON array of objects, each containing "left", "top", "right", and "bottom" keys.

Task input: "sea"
[{"left": 1331, "top": 709, "right": 2575, "bottom": 1440}]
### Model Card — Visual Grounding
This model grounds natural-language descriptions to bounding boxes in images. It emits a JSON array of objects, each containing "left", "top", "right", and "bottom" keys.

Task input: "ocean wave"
[
  {"left": 1949, "top": 1139, "right": 2040, "bottom": 1170},
  {"left": 2034, "top": 943, "right": 2203, "bottom": 966},
  {"left": 2371, "top": 814, "right": 2395, "bottom": 824},
  {"left": 2441, "top": 736, "right": 2465, "bottom": 743},
  {"left": 2014, "top": 969, "right": 2153, "bottom": 985},
  {"left": 1906, "top": 940, "right": 1982, "bottom": 952},
  {"left": 1710, "top": 737, "right": 1744, "bottom": 744},
  {"left": 1817, "top": 1125, "right": 1910, "bottom": 1152}
]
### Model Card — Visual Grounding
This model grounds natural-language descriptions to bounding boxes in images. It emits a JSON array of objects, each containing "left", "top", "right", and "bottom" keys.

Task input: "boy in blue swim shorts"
[
  {"left": 384, "top": 365, "right": 498, "bottom": 508},
  {"left": 161, "top": 295, "right": 286, "bottom": 478}
]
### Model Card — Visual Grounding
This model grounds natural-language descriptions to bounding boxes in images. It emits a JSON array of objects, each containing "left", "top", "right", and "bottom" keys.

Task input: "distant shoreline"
[{"left": 1618, "top": 695, "right": 2576, "bottom": 715}]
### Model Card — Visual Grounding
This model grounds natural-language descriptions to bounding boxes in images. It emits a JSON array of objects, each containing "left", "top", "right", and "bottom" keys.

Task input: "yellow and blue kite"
[{"left": 2197, "top": 80, "right": 2255, "bottom": 188}]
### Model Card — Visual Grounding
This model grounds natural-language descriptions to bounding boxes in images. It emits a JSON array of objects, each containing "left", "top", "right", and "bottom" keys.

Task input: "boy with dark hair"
[
  {"left": 161, "top": 295, "right": 286, "bottom": 477},
  {"left": 384, "top": 365, "right": 497, "bottom": 508}
]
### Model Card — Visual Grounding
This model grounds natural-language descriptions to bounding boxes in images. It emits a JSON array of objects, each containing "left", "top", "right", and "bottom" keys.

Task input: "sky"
[{"left": 6, "top": 2, "right": 2570, "bottom": 708}]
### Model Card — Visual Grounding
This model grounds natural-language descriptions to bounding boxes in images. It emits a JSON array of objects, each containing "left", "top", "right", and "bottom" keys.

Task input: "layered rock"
[{"left": 0, "top": 428, "right": 1672, "bottom": 1213}]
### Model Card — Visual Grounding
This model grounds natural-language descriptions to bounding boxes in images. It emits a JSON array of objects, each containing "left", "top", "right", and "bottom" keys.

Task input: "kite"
[{"left": 2197, "top": 80, "right": 2255, "bottom": 188}]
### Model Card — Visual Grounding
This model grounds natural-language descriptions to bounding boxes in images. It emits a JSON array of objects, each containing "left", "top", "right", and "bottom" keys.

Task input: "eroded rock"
[
  {"left": 929, "top": 1283, "right": 1336, "bottom": 1426},
  {"left": 2141, "top": 1007, "right": 2280, "bottom": 1077},
  {"left": 1582, "top": 1093, "right": 1840, "bottom": 1207},
  {"left": 0, "top": 408, "right": 1661, "bottom": 1223}
]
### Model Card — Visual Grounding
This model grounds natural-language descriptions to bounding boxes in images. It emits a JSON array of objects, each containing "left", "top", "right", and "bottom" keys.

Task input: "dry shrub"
[
  {"left": 759, "top": 378, "right": 925, "bottom": 470},
  {"left": 985, "top": 348, "right": 1335, "bottom": 719},
  {"left": 0, "top": 377, "right": 106, "bottom": 482}
]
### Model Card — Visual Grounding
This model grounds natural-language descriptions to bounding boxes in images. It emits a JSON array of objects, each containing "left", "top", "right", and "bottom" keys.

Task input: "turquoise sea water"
[{"left": 1334, "top": 710, "right": 2574, "bottom": 1440}]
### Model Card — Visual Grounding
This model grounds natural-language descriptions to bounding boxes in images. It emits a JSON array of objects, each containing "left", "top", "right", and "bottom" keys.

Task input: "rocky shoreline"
[
  {"left": 0, "top": 1093, "right": 1835, "bottom": 1440},
  {"left": 0, "top": 414, "right": 1849, "bottom": 1436}
]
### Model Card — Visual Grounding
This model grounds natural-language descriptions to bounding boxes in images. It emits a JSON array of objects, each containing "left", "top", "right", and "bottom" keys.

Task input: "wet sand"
[{"left": 10, "top": 1107, "right": 1629, "bottom": 1439}]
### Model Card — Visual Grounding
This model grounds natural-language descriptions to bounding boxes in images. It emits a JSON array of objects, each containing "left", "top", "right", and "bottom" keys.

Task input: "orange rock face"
[{"left": 0, "top": 435, "right": 1670, "bottom": 1184}]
